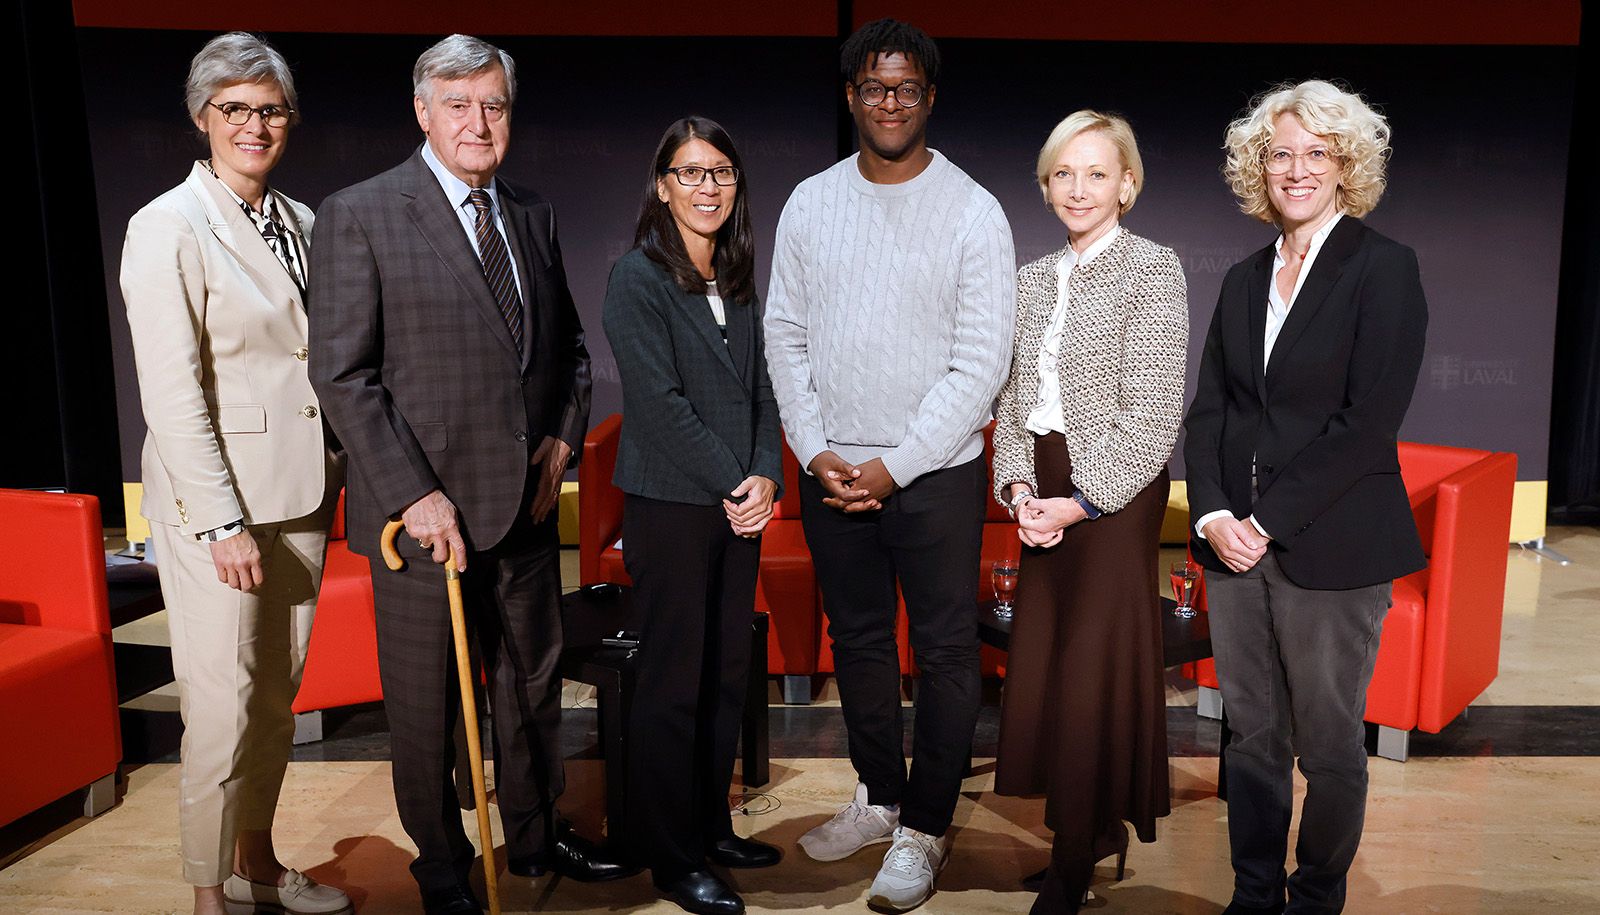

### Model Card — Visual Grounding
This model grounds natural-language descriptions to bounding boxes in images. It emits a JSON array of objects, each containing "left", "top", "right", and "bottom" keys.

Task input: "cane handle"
[{"left": 380, "top": 519, "right": 406, "bottom": 571}]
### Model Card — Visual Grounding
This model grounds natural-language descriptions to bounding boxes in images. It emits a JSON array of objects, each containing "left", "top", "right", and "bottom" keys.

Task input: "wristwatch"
[
  {"left": 1004, "top": 489, "right": 1034, "bottom": 520},
  {"left": 1070, "top": 490, "right": 1102, "bottom": 520},
  {"left": 198, "top": 519, "right": 246, "bottom": 542}
]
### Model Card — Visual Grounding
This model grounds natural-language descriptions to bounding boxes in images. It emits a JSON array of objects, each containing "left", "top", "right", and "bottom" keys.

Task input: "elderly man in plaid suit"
[{"left": 309, "top": 34, "right": 631, "bottom": 914}]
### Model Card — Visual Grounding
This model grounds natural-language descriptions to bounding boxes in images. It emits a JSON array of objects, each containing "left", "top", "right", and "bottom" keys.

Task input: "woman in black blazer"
[
  {"left": 602, "top": 116, "right": 784, "bottom": 915},
  {"left": 1183, "top": 80, "right": 1428, "bottom": 915}
]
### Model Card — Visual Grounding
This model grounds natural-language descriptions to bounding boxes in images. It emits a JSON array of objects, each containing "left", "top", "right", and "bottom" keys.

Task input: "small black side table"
[
  {"left": 107, "top": 561, "right": 173, "bottom": 705},
  {"left": 977, "top": 596, "right": 1212, "bottom": 668},
  {"left": 558, "top": 583, "right": 770, "bottom": 841}
]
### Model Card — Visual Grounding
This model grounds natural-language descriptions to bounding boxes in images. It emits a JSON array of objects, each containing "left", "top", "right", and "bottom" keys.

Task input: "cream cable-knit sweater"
[
  {"left": 764, "top": 151, "right": 1017, "bottom": 487},
  {"left": 991, "top": 227, "right": 1189, "bottom": 512}
]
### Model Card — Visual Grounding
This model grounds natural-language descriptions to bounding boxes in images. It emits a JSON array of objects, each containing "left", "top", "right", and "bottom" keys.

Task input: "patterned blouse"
[{"left": 991, "top": 227, "right": 1189, "bottom": 513}]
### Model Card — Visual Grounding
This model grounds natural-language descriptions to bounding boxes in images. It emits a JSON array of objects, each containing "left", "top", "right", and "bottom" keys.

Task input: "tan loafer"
[{"left": 223, "top": 869, "right": 353, "bottom": 914}]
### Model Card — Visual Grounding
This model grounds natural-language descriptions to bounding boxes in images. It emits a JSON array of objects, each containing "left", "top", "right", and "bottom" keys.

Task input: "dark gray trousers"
[
  {"left": 1205, "top": 549, "right": 1391, "bottom": 915},
  {"left": 369, "top": 508, "right": 565, "bottom": 893}
]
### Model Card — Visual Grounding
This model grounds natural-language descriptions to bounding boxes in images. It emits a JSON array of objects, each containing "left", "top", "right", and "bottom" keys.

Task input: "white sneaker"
[
  {"left": 866, "top": 826, "right": 947, "bottom": 912},
  {"left": 798, "top": 782, "right": 899, "bottom": 862}
]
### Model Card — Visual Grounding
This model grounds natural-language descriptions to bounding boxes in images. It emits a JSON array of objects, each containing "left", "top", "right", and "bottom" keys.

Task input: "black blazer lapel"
[
  {"left": 400, "top": 154, "right": 521, "bottom": 365},
  {"left": 1246, "top": 249, "right": 1271, "bottom": 401},
  {"left": 1267, "top": 216, "right": 1365, "bottom": 385}
]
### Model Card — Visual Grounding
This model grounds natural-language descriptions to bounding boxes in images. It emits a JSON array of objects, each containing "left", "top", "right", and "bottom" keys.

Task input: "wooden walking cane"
[{"left": 381, "top": 519, "right": 501, "bottom": 915}]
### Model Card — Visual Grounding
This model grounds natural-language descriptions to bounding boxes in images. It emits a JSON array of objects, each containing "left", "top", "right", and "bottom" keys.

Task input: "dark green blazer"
[{"left": 601, "top": 247, "right": 783, "bottom": 505}]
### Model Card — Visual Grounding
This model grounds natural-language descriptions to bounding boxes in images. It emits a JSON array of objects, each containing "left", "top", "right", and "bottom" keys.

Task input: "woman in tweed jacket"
[{"left": 990, "top": 110, "right": 1188, "bottom": 914}]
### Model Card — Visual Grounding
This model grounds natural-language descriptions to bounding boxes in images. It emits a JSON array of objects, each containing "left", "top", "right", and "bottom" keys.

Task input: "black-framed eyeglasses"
[
  {"left": 853, "top": 79, "right": 926, "bottom": 108},
  {"left": 664, "top": 165, "right": 740, "bottom": 187},
  {"left": 208, "top": 100, "right": 294, "bottom": 128}
]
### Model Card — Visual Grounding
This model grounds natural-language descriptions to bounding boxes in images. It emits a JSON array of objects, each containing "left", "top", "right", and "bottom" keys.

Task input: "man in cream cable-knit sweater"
[{"left": 764, "top": 19, "right": 1016, "bottom": 913}]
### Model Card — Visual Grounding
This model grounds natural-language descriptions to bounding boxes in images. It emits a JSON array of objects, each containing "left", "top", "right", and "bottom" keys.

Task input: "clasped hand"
[
  {"left": 809, "top": 451, "right": 896, "bottom": 513},
  {"left": 724, "top": 475, "right": 778, "bottom": 538},
  {"left": 1201, "top": 516, "right": 1268, "bottom": 573},
  {"left": 1013, "top": 493, "right": 1087, "bottom": 549}
]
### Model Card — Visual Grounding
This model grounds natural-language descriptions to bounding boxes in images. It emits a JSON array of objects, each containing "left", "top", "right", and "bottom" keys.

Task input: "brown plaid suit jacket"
[{"left": 308, "top": 148, "right": 591, "bottom": 556}]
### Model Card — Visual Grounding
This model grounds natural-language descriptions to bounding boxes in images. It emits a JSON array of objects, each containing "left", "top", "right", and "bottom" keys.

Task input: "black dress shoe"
[
  {"left": 420, "top": 882, "right": 482, "bottom": 914},
  {"left": 1223, "top": 900, "right": 1286, "bottom": 914},
  {"left": 508, "top": 827, "right": 639, "bottom": 882},
  {"left": 655, "top": 869, "right": 745, "bottom": 915},
  {"left": 708, "top": 835, "right": 781, "bottom": 869}
]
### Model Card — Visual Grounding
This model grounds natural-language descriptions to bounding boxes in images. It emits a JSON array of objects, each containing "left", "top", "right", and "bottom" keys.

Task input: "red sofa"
[
  {"left": 578, "top": 416, "right": 1019, "bottom": 698},
  {"left": 0, "top": 489, "right": 122, "bottom": 825},
  {"left": 1192, "top": 441, "right": 1518, "bottom": 760}
]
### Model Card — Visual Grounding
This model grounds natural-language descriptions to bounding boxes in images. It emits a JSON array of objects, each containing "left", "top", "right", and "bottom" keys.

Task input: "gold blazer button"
[
  {"left": 301, "top": 405, "right": 319, "bottom": 419},
  {"left": 294, "top": 346, "right": 309, "bottom": 361}
]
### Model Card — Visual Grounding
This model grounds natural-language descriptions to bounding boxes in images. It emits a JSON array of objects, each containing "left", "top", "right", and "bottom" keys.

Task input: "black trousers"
[
  {"left": 799, "top": 456, "right": 986, "bottom": 836},
  {"left": 623, "top": 495, "right": 759, "bottom": 880},
  {"left": 369, "top": 502, "right": 565, "bottom": 893},
  {"left": 1205, "top": 548, "right": 1392, "bottom": 915}
]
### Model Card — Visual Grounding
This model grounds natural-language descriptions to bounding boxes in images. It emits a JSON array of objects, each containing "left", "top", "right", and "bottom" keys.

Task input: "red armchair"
[
  {"left": 290, "top": 491, "right": 384, "bottom": 742},
  {"left": 0, "top": 489, "right": 122, "bottom": 825},
  {"left": 1193, "top": 442, "right": 1517, "bottom": 760},
  {"left": 579, "top": 414, "right": 819, "bottom": 703}
]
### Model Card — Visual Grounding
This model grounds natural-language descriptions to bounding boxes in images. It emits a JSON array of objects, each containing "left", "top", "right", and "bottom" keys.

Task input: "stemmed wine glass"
[
  {"left": 992, "top": 561, "right": 1020, "bottom": 621},
  {"left": 1170, "top": 560, "right": 1199, "bottom": 619}
]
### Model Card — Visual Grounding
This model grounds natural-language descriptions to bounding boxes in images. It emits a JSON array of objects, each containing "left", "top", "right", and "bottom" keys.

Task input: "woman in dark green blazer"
[{"left": 601, "top": 116, "right": 784, "bottom": 915}]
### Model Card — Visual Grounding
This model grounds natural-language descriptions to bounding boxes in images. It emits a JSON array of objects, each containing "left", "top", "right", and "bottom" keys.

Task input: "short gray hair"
[
  {"left": 184, "top": 32, "right": 298, "bottom": 122},
  {"left": 413, "top": 34, "right": 517, "bottom": 106}
]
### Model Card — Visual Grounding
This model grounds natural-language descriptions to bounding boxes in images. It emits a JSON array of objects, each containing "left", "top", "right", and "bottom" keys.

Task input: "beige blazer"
[{"left": 122, "top": 162, "right": 335, "bottom": 535}]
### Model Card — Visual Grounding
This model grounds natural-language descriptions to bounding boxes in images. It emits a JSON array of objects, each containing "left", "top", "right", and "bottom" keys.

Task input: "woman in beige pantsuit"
[{"left": 121, "top": 32, "right": 348, "bottom": 915}]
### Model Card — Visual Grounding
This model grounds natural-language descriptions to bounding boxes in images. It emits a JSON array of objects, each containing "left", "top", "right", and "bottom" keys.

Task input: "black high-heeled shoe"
[{"left": 1022, "top": 841, "right": 1127, "bottom": 891}]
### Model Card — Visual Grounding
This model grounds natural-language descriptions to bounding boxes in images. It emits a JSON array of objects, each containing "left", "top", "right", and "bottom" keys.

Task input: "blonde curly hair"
[{"left": 1223, "top": 80, "right": 1390, "bottom": 225}]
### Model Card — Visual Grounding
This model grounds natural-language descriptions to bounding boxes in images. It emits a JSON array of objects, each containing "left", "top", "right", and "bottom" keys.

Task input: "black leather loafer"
[
  {"left": 655, "top": 869, "right": 745, "bottom": 915},
  {"left": 1223, "top": 900, "right": 1286, "bottom": 914},
  {"left": 708, "top": 836, "right": 781, "bottom": 869},
  {"left": 508, "top": 826, "right": 639, "bottom": 882},
  {"left": 420, "top": 882, "right": 482, "bottom": 914}
]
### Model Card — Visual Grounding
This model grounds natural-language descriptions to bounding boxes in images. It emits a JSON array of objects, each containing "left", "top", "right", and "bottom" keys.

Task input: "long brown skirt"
[{"left": 994, "top": 432, "right": 1171, "bottom": 868}]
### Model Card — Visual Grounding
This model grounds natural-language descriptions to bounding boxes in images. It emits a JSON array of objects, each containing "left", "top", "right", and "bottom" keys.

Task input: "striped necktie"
[{"left": 467, "top": 188, "right": 524, "bottom": 350}]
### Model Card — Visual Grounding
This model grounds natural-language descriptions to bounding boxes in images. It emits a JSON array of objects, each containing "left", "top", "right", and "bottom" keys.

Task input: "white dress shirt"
[
  {"left": 706, "top": 281, "right": 728, "bottom": 341},
  {"left": 1025, "top": 226, "right": 1121, "bottom": 435},
  {"left": 1195, "top": 212, "right": 1344, "bottom": 542},
  {"left": 420, "top": 142, "right": 523, "bottom": 297}
]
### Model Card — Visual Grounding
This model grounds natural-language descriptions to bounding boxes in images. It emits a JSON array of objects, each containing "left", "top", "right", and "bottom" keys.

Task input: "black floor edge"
[{"left": 109, "top": 703, "right": 1600, "bottom": 765}]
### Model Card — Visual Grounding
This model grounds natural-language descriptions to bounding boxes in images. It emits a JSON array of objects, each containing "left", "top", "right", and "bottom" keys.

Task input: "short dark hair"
[
  {"left": 839, "top": 18, "right": 940, "bottom": 87},
  {"left": 633, "top": 116, "right": 756, "bottom": 307}
]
